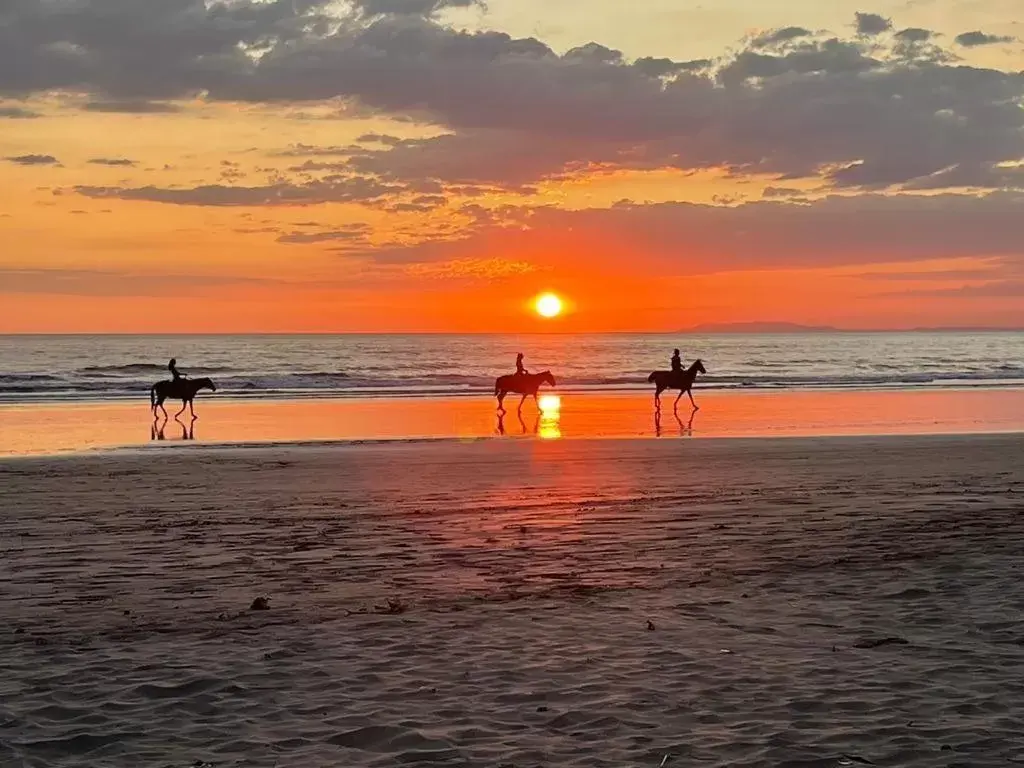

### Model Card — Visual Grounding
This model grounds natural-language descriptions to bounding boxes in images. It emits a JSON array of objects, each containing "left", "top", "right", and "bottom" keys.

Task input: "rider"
[
  {"left": 168, "top": 358, "right": 185, "bottom": 382},
  {"left": 516, "top": 352, "right": 528, "bottom": 376},
  {"left": 670, "top": 348, "right": 683, "bottom": 374}
]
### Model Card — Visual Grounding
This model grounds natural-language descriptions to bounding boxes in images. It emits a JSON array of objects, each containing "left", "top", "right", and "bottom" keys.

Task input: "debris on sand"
[
  {"left": 376, "top": 597, "right": 408, "bottom": 615},
  {"left": 250, "top": 597, "right": 270, "bottom": 611},
  {"left": 853, "top": 636, "right": 908, "bottom": 649},
  {"left": 838, "top": 753, "right": 875, "bottom": 765}
]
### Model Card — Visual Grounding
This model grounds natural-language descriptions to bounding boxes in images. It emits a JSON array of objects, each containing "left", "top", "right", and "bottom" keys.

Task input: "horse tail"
[
  {"left": 150, "top": 384, "right": 156, "bottom": 409},
  {"left": 647, "top": 372, "right": 657, "bottom": 383}
]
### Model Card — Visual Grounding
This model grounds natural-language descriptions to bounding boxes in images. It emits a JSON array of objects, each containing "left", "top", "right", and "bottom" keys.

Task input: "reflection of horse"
[
  {"left": 496, "top": 410, "right": 535, "bottom": 436},
  {"left": 494, "top": 370, "right": 556, "bottom": 412},
  {"left": 648, "top": 359, "right": 706, "bottom": 412},
  {"left": 150, "top": 377, "right": 217, "bottom": 418},
  {"left": 151, "top": 414, "right": 196, "bottom": 441},
  {"left": 655, "top": 407, "right": 696, "bottom": 437}
]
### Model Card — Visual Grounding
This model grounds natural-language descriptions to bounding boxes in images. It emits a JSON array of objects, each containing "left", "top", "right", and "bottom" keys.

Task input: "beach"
[
  {"left": 3, "top": 433, "right": 1024, "bottom": 766},
  {"left": 4, "top": 387, "right": 1024, "bottom": 457}
]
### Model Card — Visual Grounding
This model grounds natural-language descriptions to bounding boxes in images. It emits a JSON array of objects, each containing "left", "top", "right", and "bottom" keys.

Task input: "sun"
[{"left": 534, "top": 292, "right": 563, "bottom": 318}]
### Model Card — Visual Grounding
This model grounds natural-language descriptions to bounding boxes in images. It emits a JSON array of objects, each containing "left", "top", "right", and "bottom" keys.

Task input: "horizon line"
[{"left": 2, "top": 327, "right": 1023, "bottom": 337}]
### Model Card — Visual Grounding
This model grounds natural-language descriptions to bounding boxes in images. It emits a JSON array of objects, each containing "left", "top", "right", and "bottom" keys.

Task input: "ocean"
[{"left": 1, "top": 332, "right": 1022, "bottom": 404}]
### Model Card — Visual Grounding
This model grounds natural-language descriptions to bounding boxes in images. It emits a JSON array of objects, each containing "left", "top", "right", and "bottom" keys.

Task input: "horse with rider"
[
  {"left": 150, "top": 358, "right": 217, "bottom": 418},
  {"left": 494, "top": 352, "right": 556, "bottom": 412}
]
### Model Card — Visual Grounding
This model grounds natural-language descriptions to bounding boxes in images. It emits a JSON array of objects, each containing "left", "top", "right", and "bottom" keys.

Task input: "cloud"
[
  {"left": 633, "top": 57, "right": 711, "bottom": 78},
  {"left": 901, "top": 281, "right": 1024, "bottom": 298},
  {"left": 82, "top": 100, "right": 182, "bottom": 114},
  {"left": 1, "top": 3, "right": 1021, "bottom": 196},
  {"left": 6, "top": 154, "right": 60, "bottom": 166},
  {"left": 351, "top": 0, "right": 481, "bottom": 16},
  {"left": 274, "top": 143, "right": 363, "bottom": 157},
  {"left": 75, "top": 177, "right": 405, "bottom": 206},
  {"left": 855, "top": 12, "right": 892, "bottom": 36},
  {"left": 751, "top": 27, "right": 814, "bottom": 48},
  {"left": 276, "top": 223, "right": 372, "bottom": 243},
  {"left": 0, "top": 268, "right": 279, "bottom": 297},
  {"left": 894, "top": 27, "right": 933, "bottom": 43},
  {"left": 0, "top": 0, "right": 335, "bottom": 99},
  {"left": 0, "top": 105, "right": 40, "bottom": 118},
  {"left": 761, "top": 186, "right": 805, "bottom": 198},
  {"left": 404, "top": 257, "right": 539, "bottom": 280},
  {"left": 247, "top": 15, "right": 1022, "bottom": 193},
  {"left": 87, "top": 157, "right": 138, "bottom": 167},
  {"left": 955, "top": 31, "right": 1016, "bottom": 47},
  {"left": 359, "top": 192, "right": 1024, "bottom": 274},
  {"left": 902, "top": 162, "right": 1024, "bottom": 190}
]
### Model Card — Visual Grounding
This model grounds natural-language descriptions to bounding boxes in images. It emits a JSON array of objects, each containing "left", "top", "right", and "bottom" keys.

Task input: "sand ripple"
[{"left": 2, "top": 435, "right": 1024, "bottom": 766}]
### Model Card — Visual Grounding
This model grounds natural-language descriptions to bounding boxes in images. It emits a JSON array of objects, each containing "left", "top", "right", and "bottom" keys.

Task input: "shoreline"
[{"left": 3, "top": 387, "right": 1024, "bottom": 457}]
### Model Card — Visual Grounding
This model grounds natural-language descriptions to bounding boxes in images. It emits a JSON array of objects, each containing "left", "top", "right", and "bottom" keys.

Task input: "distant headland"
[
  {"left": 680, "top": 322, "right": 840, "bottom": 334},
  {"left": 679, "top": 322, "right": 1021, "bottom": 334}
]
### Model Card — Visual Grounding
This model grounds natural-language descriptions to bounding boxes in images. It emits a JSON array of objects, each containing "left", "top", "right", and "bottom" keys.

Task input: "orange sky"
[{"left": 1, "top": 0, "right": 1022, "bottom": 332}]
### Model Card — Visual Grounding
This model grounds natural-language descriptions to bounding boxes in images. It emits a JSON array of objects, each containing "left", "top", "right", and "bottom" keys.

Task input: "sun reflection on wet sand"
[
  {"left": 538, "top": 394, "right": 562, "bottom": 440},
  {"left": 3, "top": 388, "right": 1024, "bottom": 456}
]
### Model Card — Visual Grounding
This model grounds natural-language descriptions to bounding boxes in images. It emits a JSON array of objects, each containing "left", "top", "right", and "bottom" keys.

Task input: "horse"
[
  {"left": 494, "top": 370, "right": 556, "bottom": 412},
  {"left": 150, "top": 377, "right": 217, "bottom": 418},
  {"left": 647, "top": 359, "right": 706, "bottom": 412}
]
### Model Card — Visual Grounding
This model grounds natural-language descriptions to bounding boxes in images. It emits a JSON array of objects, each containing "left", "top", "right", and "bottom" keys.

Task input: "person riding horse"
[
  {"left": 168, "top": 358, "right": 185, "bottom": 381},
  {"left": 671, "top": 349, "right": 683, "bottom": 375},
  {"left": 516, "top": 353, "right": 528, "bottom": 377}
]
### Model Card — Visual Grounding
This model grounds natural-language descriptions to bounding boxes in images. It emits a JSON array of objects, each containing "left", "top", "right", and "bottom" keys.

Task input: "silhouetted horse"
[
  {"left": 494, "top": 370, "right": 556, "bottom": 412},
  {"left": 648, "top": 359, "right": 706, "bottom": 412},
  {"left": 150, "top": 377, "right": 216, "bottom": 418}
]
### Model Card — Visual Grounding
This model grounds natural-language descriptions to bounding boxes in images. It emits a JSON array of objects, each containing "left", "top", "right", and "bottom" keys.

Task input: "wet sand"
[
  {"left": 2, "top": 434, "right": 1024, "bottom": 766},
  {"left": 4, "top": 387, "right": 1024, "bottom": 456}
]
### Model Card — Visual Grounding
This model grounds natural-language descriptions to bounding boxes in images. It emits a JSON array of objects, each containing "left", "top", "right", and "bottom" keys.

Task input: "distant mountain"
[
  {"left": 905, "top": 326, "right": 1023, "bottom": 333},
  {"left": 681, "top": 321, "right": 840, "bottom": 334}
]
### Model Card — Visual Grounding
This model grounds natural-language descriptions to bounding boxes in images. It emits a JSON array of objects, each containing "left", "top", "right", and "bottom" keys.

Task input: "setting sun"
[{"left": 535, "top": 293, "right": 564, "bottom": 318}]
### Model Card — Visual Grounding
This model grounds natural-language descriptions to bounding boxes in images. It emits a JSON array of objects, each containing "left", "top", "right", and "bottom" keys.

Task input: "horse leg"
[
  {"left": 674, "top": 390, "right": 683, "bottom": 412},
  {"left": 157, "top": 397, "right": 168, "bottom": 418},
  {"left": 687, "top": 388, "right": 699, "bottom": 411},
  {"left": 518, "top": 394, "right": 527, "bottom": 413},
  {"left": 654, "top": 387, "right": 662, "bottom": 412},
  {"left": 497, "top": 391, "right": 506, "bottom": 412},
  {"left": 174, "top": 399, "right": 187, "bottom": 418},
  {"left": 189, "top": 398, "right": 197, "bottom": 418}
]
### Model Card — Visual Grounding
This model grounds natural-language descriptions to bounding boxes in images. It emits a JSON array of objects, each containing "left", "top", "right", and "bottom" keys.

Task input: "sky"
[{"left": 1, "top": 0, "right": 1023, "bottom": 332}]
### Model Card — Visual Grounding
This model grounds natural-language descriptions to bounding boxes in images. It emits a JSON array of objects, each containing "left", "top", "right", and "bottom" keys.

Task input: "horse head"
[
  {"left": 691, "top": 359, "right": 706, "bottom": 375},
  {"left": 195, "top": 377, "right": 217, "bottom": 392},
  {"left": 540, "top": 370, "right": 556, "bottom": 387}
]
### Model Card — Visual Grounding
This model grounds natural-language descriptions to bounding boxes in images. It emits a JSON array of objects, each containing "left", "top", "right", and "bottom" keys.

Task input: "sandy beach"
[{"left": 2, "top": 434, "right": 1024, "bottom": 766}]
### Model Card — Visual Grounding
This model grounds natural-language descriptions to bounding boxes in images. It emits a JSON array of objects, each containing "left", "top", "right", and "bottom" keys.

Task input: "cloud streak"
[
  {"left": 76, "top": 177, "right": 405, "bottom": 207},
  {"left": 955, "top": 31, "right": 1016, "bottom": 47},
  {"left": 360, "top": 192, "right": 1024, "bottom": 273},
  {"left": 6, "top": 154, "right": 60, "bottom": 166},
  {"left": 87, "top": 158, "right": 138, "bottom": 167}
]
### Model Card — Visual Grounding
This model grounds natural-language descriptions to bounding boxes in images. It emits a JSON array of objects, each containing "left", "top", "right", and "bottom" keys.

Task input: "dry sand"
[{"left": 2, "top": 435, "right": 1024, "bottom": 766}]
